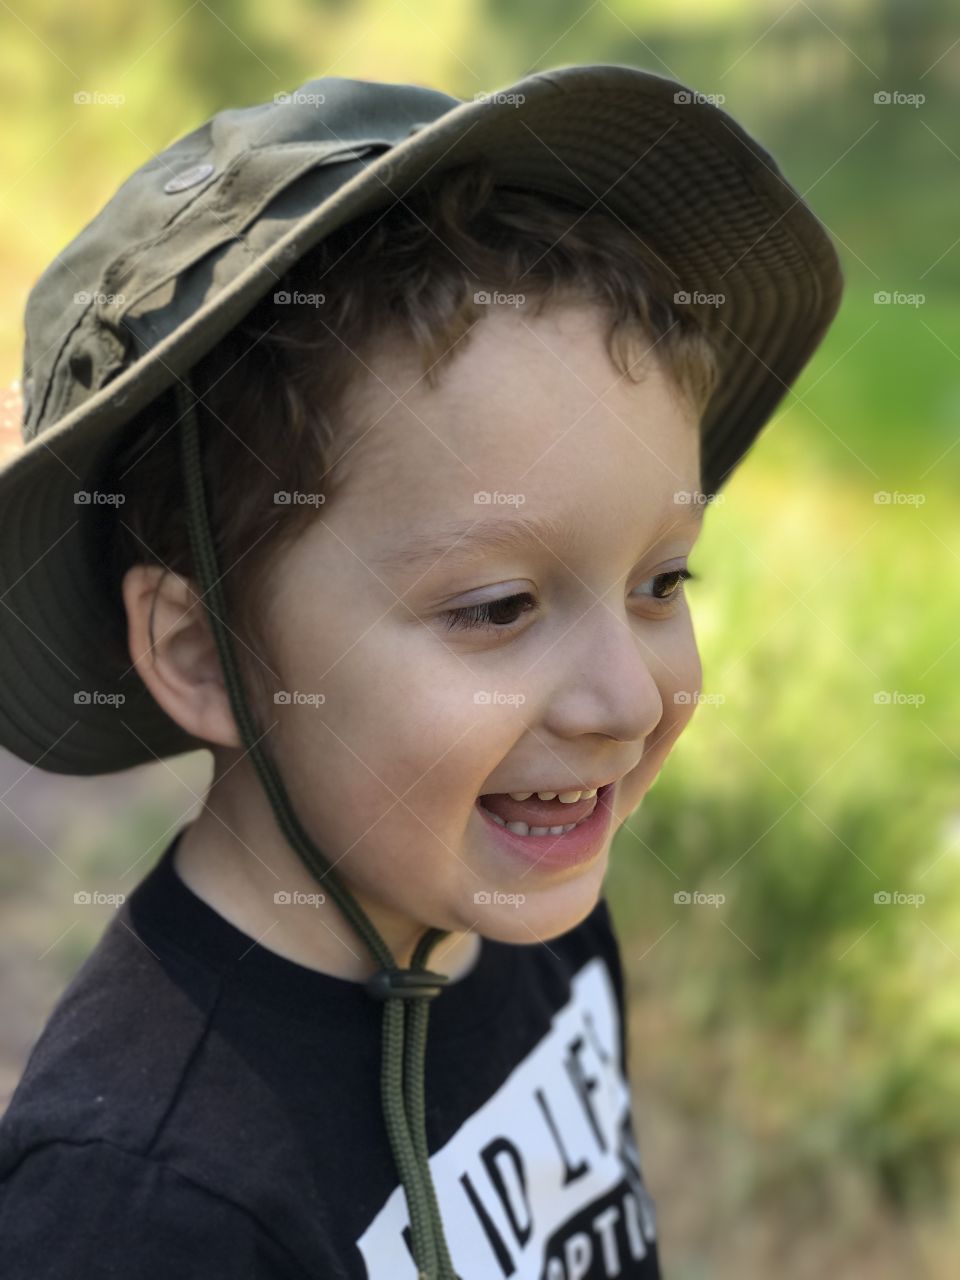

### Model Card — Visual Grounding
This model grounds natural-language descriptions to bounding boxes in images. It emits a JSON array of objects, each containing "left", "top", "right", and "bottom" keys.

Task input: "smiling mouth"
[{"left": 477, "top": 785, "right": 608, "bottom": 836}]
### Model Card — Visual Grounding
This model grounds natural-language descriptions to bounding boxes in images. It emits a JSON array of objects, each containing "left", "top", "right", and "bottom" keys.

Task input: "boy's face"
[{"left": 262, "top": 300, "right": 704, "bottom": 945}]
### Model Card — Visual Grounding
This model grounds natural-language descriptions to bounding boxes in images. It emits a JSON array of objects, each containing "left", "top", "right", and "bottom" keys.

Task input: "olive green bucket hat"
[{"left": 1, "top": 65, "right": 843, "bottom": 1277}]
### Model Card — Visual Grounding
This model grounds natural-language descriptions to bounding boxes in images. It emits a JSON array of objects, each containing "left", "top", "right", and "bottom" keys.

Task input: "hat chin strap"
[{"left": 174, "top": 378, "right": 459, "bottom": 1280}]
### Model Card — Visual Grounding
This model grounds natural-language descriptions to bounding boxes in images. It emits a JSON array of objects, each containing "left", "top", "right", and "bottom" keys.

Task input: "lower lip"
[{"left": 475, "top": 783, "right": 616, "bottom": 873}]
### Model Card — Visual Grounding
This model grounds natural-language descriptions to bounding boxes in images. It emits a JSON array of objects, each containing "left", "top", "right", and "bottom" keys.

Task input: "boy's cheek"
[
  {"left": 667, "top": 636, "right": 704, "bottom": 724},
  {"left": 626, "top": 677, "right": 702, "bottom": 811}
]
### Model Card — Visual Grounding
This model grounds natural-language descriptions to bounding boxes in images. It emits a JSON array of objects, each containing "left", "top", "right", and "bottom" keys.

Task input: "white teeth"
[
  {"left": 506, "top": 787, "right": 601, "bottom": 804},
  {"left": 497, "top": 817, "right": 582, "bottom": 836},
  {"left": 485, "top": 802, "right": 592, "bottom": 836}
]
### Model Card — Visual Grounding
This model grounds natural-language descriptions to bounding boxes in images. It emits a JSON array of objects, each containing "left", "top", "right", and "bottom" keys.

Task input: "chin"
[{"left": 464, "top": 858, "right": 609, "bottom": 945}]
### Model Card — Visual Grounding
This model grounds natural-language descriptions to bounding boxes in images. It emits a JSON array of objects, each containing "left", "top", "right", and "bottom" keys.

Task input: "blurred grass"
[{"left": 607, "top": 408, "right": 959, "bottom": 1225}]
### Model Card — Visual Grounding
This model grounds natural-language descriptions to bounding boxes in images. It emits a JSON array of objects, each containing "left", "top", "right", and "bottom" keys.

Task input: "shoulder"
[
  {"left": 0, "top": 903, "right": 219, "bottom": 1167},
  {"left": 0, "top": 1137, "right": 312, "bottom": 1279}
]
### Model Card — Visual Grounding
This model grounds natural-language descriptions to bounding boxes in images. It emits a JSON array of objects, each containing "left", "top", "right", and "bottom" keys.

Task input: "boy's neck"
[{"left": 172, "top": 806, "right": 482, "bottom": 986}]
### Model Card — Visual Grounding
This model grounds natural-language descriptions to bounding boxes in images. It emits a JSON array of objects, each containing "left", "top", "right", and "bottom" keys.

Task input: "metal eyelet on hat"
[{"left": 163, "top": 162, "right": 216, "bottom": 194}]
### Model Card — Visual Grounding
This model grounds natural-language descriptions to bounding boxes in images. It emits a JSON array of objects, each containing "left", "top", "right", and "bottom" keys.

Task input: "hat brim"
[{"left": 0, "top": 64, "right": 843, "bottom": 775}]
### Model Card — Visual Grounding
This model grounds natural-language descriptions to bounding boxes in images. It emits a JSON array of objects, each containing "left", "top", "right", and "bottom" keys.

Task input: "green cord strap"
[
  {"left": 173, "top": 378, "right": 458, "bottom": 1280},
  {"left": 405, "top": 936, "right": 459, "bottom": 1280}
]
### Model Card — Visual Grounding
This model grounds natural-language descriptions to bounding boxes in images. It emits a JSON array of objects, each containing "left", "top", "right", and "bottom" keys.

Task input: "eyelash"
[{"left": 442, "top": 569, "right": 697, "bottom": 633}]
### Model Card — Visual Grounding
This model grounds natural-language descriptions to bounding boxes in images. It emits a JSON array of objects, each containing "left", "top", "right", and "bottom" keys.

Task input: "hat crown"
[{"left": 21, "top": 75, "right": 461, "bottom": 441}]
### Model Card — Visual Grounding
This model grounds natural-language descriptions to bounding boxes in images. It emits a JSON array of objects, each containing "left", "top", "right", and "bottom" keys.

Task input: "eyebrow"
[{"left": 369, "top": 502, "right": 705, "bottom": 576}]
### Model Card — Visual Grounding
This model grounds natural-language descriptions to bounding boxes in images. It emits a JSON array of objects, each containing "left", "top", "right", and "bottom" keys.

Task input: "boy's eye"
[
  {"left": 440, "top": 569, "right": 696, "bottom": 634},
  {"left": 442, "top": 591, "right": 537, "bottom": 632},
  {"left": 645, "top": 567, "right": 696, "bottom": 601}
]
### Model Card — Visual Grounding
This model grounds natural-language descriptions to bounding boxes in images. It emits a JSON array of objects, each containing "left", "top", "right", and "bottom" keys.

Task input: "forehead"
[
  {"left": 368, "top": 503, "right": 705, "bottom": 577},
  {"left": 332, "top": 302, "right": 702, "bottom": 553}
]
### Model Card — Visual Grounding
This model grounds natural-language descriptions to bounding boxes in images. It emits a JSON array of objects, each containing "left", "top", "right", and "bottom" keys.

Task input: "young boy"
[{"left": 0, "top": 67, "right": 842, "bottom": 1278}]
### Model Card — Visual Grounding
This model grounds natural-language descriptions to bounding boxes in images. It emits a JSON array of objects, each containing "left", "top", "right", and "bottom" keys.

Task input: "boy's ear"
[{"left": 121, "top": 564, "right": 243, "bottom": 749}]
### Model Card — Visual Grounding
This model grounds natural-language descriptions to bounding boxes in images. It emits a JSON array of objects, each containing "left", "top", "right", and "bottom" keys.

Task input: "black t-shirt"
[{"left": 0, "top": 830, "right": 662, "bottom": 1278}]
